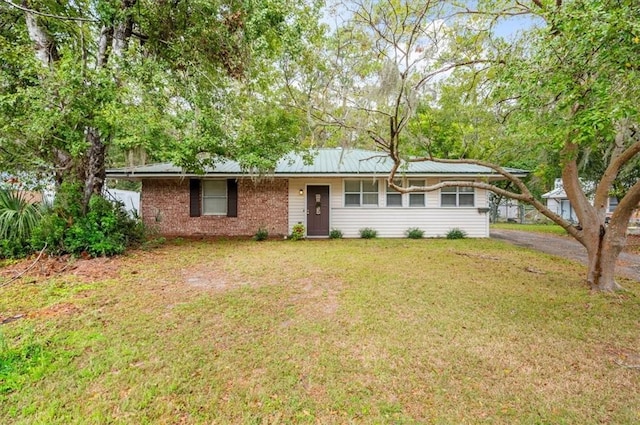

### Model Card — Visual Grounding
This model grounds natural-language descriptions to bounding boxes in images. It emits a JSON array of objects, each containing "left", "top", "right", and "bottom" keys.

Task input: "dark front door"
[{"left": 306, "top": 185, "right": 330, "bottom": 236}]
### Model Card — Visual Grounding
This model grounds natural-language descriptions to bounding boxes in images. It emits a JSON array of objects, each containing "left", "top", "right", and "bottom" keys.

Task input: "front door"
[{"left": 306, "top": 185, "right": 330, "bottom": 236}]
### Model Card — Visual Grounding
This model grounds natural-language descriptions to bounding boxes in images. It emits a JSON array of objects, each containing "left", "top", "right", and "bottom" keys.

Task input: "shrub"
[
  {"left": 446, "top": 228, "right": 467, "bottom": 239},
  {"left": 30, "top": 213, "right": 68, "bottom": 255},
  {"left": 67, "top": 196, "right": 144, "bottom": 256},
  {"left": 0, "top": 190, "right": 43, "bottom": 258},
  {"left": 405, "top": 227, "right": 424, "bottom": 239},
  {"left": 0, "top": 238, "right": 32, "bottom": 259},
  {"left": 31, "top": 184, "right": 145, "bottom": 257},
  {"left": 254, "top": 227, "right": 269, "bottom": 241},
  {"left": 329, "top": 228, "right": 343, "bottom": 239},
  {"left": 290, "top": 223, "right": 305, "bottom": 241},
  {"left": 359, "top": 227, "right": 377, "bottom": 239}
]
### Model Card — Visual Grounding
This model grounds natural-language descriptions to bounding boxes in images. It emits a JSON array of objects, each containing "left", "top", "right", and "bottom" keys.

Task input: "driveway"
[{"left": 490, "top": 229, "right": 640, "bottom": 282}]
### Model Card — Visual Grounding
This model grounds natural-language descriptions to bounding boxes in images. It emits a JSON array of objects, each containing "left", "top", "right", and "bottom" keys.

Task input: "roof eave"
[{"left": 106, "top": 171, "right": 527, "bottom": 180}]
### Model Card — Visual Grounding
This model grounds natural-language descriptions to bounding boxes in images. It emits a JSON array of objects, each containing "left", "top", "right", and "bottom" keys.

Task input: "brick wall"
[{"left": 141, "top": 178, "right": 289, "bottom": 237}]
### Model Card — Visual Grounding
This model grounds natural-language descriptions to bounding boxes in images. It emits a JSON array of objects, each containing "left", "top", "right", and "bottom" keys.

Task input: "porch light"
[{"left": 299, "top": 188, "right": 304, "bottom": 195}]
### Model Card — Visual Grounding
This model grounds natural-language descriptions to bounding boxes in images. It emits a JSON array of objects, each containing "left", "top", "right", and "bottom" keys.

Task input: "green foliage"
[
  {"left": 0, "top": 190, "right": 42, "bottom": 242},
  {"left": 0, "top": 238, "right": 31, "bottom": 259},
  {"left": 405, "top": 227, "right": 424, "bottom": 239},
  {"left": 483, "top": 0, "right": 640, "bottom": 189},
  {"left": 446, "top": 228, "right": 467, "bottom": 240},
  {"left": 64, "top": 196, "right": 143, "bottom": 257},
  {"left": 329, "top": 228, "right": 343, "bottom": 239},
  {"left": 30, "top": 184, "right": 144, "bottom": 257},
  {"left": 359, "top": 227, "right": 378, "bottom": 239},
  {"left": 254, "top": 227, "right": 269, "bottom": 241},
  {"left": 0, "top": 190, "right": 43, "bottom": 258},
  {"left": 290, "top": 223, "right": 305, "bottom": 241},
  {"left": 29, "top": 213, "right": 68, "bottom": 256},
  {"left": 0, "top": 0, "right": 321, "bottom": 198}
]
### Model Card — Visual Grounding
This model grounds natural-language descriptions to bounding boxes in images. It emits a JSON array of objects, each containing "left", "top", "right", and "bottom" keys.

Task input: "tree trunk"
[
  {"left": 82, "top": 127, "right": 107, "bottom": 212},
  {"left": 97, "top": 26, "right": 114, "bottom": 68},
  {"left": 24, "top": 11, "right": 59, "bottom": 68},
  {"left": 112, "top": 0, "right": 136, "bottom": 58},
  {"left": 584, "top": 224, "right": 626, "bottom": 292}
]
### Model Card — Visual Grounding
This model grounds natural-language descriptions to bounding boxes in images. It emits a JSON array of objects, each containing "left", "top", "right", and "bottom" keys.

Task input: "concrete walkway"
[{"left": 490, "top": 229, "right": 640, "bottom": 282}]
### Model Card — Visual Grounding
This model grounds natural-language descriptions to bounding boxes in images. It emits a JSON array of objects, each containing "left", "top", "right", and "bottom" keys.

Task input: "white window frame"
[
  {"left": 440, "top": 181, "right": 475, "bottom": 207},
  {"left": 344, "top": 180, "right": 379, "bottom": 207},
  {"left": 386, "top": 179, "right": 403, "bottom": 207},
  {"left": 408, "top": 179, "right": 426, "bottom": 207},
  {"left": 202, "top": 180, "right": 227, "bottom": 215}
]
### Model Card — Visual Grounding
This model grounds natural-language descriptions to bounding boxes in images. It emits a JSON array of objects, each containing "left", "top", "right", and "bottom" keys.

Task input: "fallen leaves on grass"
[{"left": 0, "top": 254, "right": 123, "bottom": 283}]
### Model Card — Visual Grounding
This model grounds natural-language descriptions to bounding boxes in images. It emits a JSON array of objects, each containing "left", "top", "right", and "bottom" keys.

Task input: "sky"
[
  {"left": 492, "top": 14, "right": 543, "bottom": 39},
  {"left": 320, "top": 1, "right": 543, "bottom": 40}
]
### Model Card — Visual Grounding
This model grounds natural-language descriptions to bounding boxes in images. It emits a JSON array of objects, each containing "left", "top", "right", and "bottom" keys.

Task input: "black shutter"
[
  {"left": 227, "top": 179, "right": 238, "bottom": 217},
  {"left": 189, "top": 179, "right": 201, "bottom": 217}
]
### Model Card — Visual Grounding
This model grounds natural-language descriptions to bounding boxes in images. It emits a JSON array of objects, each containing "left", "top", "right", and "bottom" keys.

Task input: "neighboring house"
[
  {"left": 104, "top": 188, "right": 140, "bottom": 217},
  {"left": 543, "top": 178, "right": 640, "bottom": 224},
  {"left": 542, "top": 179, "right": 580, "bottom": 223},
  {"left": 106, "top": 148, "right": 527, "bottom": 238},
  {"left": 490, "top": 194, "right": 524, "bottom": 223}
]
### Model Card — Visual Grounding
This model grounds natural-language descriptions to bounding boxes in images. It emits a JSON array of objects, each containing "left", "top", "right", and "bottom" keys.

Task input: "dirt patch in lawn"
[
  {"left": 178, "top": 262, "right": 342, "bottom": 322},
  {"left": 29, "top": 302, "right": 81, "bottom": 319},
  {"left": 1, "top": 302, "right": 81, "bottom": 324},
  {"left": 289, "top": 275, "right": 342, "bottom": 320},
  {"left": 181, "top": 264, "right": 245, "bottom": 291},
  {"left": 0, "top": 254, "right": 124, "bottom": 283}
]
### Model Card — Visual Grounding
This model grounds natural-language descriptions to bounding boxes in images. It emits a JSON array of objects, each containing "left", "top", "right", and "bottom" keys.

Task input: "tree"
[
  {"left": 0, "top": 0, "right": 319, "bottom": 210},
  {"left": 457, "top": 0, "right": 640, "bottom": 292},
  {"left": 289, "top": 0, "right": 640, "bottom": 292}
]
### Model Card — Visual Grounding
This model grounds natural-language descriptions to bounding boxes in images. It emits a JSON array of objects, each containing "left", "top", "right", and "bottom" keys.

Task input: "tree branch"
[
  {"left": 2, "top": 0, "right": 98, "bottom": 22},
  {"left": 387, "top": 176, "right": 582, "bottom": 240},
  {"left": 611, "top": 179, "right": 640, "bottom": 231},
  {"left": 561, "top": 142, "right": 596, "bottom": 227},
  {"left": 415, "top": 59, "right": 503, "bottom": 91}
]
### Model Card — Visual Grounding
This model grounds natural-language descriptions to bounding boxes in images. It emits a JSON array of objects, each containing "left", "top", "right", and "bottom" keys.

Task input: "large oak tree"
[
  {"left": 0, "top": 0, "right": 319, "bottom": 209},
  {"left": 288, "top": 0, "right": 640, "bottom": 291}
]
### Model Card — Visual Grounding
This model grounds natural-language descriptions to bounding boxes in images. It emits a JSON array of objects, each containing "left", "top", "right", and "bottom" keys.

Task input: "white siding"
[
  {"left": 105, "top": 188, "right": 140, "bottom": 217},
  {"left": 546, "top": 198, "right": 578, "bottom": 222},
  {"left": 288, "top": 177, "right": 490, "bottom": 237},
  {"left": 546, "top": 199, "right": 561, "bottom": 216}
]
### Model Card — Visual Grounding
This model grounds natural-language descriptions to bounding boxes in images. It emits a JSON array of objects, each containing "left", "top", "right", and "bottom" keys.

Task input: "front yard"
[{"left": 1, "top": 238, "right": 640, "bottom": 424}]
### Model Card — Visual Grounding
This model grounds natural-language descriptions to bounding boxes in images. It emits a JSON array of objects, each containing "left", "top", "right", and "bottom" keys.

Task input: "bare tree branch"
[{"left": 2, "top": 0, "right": 98, "bottom": 22}]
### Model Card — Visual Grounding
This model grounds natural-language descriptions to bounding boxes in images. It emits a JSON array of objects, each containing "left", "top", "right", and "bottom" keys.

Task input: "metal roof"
[
  {"left": 541, "top": 187, "right": 567, "bottom": 199},
  {"left": 106, "top": 148, "right": 528, "bottom": 178}
]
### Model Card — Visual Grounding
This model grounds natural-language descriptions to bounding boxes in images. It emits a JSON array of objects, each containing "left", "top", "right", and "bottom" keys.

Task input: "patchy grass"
[
  {"left": 492, "top": 222, "right": 569, "bottom": 235},
  {"left": 1, "top": 239, "right": 640, "bottom": 424}
]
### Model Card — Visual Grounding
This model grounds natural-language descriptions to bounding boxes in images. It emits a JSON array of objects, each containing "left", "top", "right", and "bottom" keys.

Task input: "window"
[
  {"left": 441, "top": 184, "right": 474, "bottom": 207},
  {"left": 386, "top": 179, "right": 402, "bottom": 207},
  {"left": 202, "top": 180, "right": 227, "bottom": 215},
  {"left": 408, "top": 180, "right": 425, "bottom": 207},
  {"left": 345, "top": 180, "right": 378, "bottom": 207},
  {"left": 608, "top": 197, "right": 618, "bottom": 213}
]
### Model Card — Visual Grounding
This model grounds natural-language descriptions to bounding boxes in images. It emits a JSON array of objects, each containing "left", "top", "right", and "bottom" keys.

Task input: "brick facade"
[{"left": 141, "top": 178, "right": 289, "bottom": 237}]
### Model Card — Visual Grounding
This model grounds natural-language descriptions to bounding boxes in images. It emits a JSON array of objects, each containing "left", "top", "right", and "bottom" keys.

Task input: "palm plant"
[{"left": 0, "top": 190, "right": 43, "bottom": 242}]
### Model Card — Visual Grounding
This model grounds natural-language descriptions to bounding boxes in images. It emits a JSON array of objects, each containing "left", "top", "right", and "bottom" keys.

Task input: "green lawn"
[
  {"left": 1, "top": 239, "right": 640, "bottom": 424},
  {"left": 491, "top": 222, "right": 569, "bottom": 235}
]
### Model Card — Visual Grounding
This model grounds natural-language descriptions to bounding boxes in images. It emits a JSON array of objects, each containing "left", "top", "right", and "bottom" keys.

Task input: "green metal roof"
[{"left": 106, "top": 148, "right": 528, "bottom": 178}]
